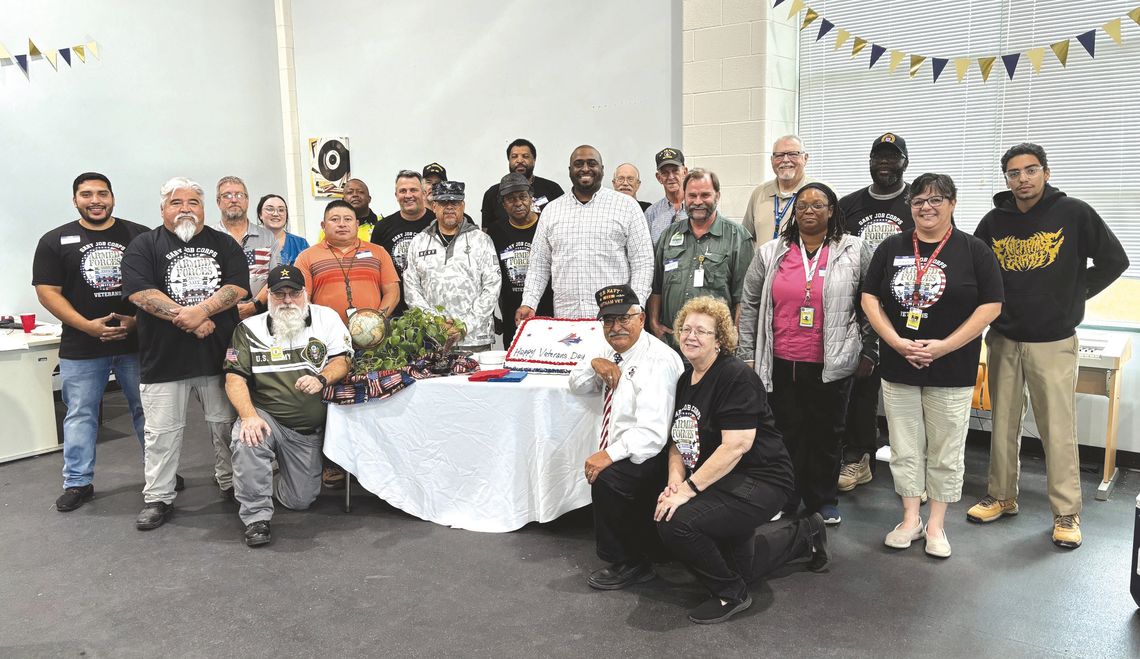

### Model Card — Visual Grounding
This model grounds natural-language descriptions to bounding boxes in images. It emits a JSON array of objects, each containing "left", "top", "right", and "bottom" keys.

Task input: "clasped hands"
[
  {"left": 87, "top": 312, "right": 135, "bottom": 342},
  {"left": 653, "top": 481, "right": 694, "bottom": 522},
  {"left": 172, "top": 304, "right": 215, "bottom": 338},
  {"left": 893, "top": 337, "right": 951, "bottom": 369}
]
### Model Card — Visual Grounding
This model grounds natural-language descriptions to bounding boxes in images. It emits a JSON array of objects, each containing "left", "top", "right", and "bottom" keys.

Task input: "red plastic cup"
[{"left": 20, "top": 313, "right": 36, "bottom": 333}]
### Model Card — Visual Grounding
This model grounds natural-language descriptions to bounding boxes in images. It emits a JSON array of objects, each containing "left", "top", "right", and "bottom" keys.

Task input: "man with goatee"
[
  {"left": 224, "top": 265, "right": 351, "bottom": 547},
  {"left": 121, "top": 177, "right": 249, "bottom": 530}
]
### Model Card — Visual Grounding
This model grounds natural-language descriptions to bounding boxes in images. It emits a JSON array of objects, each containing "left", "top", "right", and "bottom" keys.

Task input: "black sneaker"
[
  {"left": 219, "top": 487, "right": 235, "bottom": 502},
  {"left": 244, "top": 520, "right": 271, "bottom": 547},
  {"left": 688, "top": 595, "right": 753, "bottom": 624},
  {"left": 804, "top": 512, "right": 830, "bottom": 572},
  {"left": 175, "top": 474, "right": 185, "bottom": 492},
  {"left": 135, "top": 502, "right": 173, "bottom": 530},
  {"left": 56, "top": 484, "right": 94, "bottom": 512},
  {"left": 586, "top": 561, "right": 656, "bottom": 590}
]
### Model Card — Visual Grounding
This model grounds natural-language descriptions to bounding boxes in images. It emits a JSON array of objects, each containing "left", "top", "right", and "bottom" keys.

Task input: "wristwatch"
[{"left": 315, "top": 374, "right": 328, "bottom": 387}]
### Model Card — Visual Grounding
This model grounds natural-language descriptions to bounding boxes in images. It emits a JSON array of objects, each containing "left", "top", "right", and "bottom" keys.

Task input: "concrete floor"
[{"left": 2, "top": 391, "right": 1139, "bottom": 658}]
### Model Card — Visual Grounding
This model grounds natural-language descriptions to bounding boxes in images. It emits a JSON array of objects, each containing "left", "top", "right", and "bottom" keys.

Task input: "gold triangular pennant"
[
  {"left": 1025, "top": 47, "right": 1045, "bottom": 73},
  {"left": 87, "top": 41, "right": 100, "bottom": 60},
  {"left": 954, "top": 58, "right": 971, "bottom": 82},
  {"left": 28, "top": 39, "right": 41, "bottom": 57},
  {"left": 833, "top": 29, "right": 850, "bottom": 51},
  {"left": 73, "top": 44, "right": 86, "bottom": 62},
  {"left": 1103, "top": 18, "right": 1123, "bottom": 45},
  {"left": 0, "top": 42, "right": 11, "bottom": 62},
  {"left": 800, "top": 8, "right": 819, "bottom": 31},
  {"left": 851, "top": 37, "right": 868, "bottom": 58},
  {"left": 889, "top": 50, "right": 906, "bottom": 73},
  {"left": 909, "top": 55, "right": 926, "bottom": 78},
  {"left": 978, "top": 56, "right": 997, "bottom": 82},
  {"left": 786, "top": 0, "right": 806, "bottom": 19},
  {"left": 1050, "top": 39, "right": 1069, "bottom": 67},
  {"left": 1129, "top": 8, "right": 1140, "bottom": 27},
  {"left": 44, "top": 50, "right": 58, "bottom": 70}
]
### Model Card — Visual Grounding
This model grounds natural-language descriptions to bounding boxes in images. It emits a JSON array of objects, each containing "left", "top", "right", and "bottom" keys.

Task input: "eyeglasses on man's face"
[
  {"left": 1003, "top": 165, "right": 1044, "bottom": 181},
  {"left": 270, "top": 289, "right": 305, "bottom": 301},
  {"left": 601, "top": 313, "right": 638, "bottom": 327},
  {"left": 771, "top": 151, "right": 804, "bottom": 161},
  {"left": 220, "top": 192, "right": 249, "bottom": 200}
]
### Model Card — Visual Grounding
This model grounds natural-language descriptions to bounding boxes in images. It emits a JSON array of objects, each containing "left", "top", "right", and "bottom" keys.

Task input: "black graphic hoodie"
[{"left": 974, "top": 185, "right": 1128, "bottom": 342}]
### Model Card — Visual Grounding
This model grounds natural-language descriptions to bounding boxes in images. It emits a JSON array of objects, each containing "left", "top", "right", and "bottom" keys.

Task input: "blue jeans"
[{"left": 59, "top": 354, "right": 145, "bottom": 488}]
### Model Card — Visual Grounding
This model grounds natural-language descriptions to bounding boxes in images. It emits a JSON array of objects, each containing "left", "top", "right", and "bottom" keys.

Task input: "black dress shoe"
[
  {"left": 135, "top": 502, "right": 173, "bottom": 530},
  {"left": 688, "top": 594, "right": 752, "bottom": 624},
  {"left": 56, "top": 485, "right": 94, "bottom": 512},
  {"left": 244, "top": 520, "right": 271, "bottom": 547},
  {"left": 175, "top": 474, "right": 185, "bottom": 492},
  {"left": 805, "top": 512, "right": 829, "bottom": 572},
  {"left": 587, "top": 561, "right": 656, "bottom": 590}
]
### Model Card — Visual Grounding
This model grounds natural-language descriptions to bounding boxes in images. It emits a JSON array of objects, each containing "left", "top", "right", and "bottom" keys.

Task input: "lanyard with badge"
[
  {"left": 906, "top": 229, "right": 952, "bottom": 330},
  {"left": 328, "top": 240, "right": 359, "bottom": 316},
  {"left": 693, "top": 246, "right": 708, "bottom": 288},
  {"left": 773, "top": 195, "right": 794, "bottom": 239},
  {"left": 798, "top": 239, "right": 823, "bottom": 328}
]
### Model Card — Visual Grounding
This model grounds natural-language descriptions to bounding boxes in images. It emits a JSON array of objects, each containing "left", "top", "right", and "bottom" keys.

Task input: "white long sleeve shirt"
[{"left": 568, "top": 331, "right": 683, "bottom": 464}]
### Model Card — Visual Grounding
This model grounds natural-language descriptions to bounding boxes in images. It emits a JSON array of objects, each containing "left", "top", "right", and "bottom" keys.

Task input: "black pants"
[
  {"left": 657, "top": 473, "right": 810, "bottom": 602},
  {"left": 842, "top": 368, "right": 882, "bottom": 471},
  {"left": 770, "top": 358, "right": 853, "bottom": 514},
  {"left": 592, "top": 451, "right": 668, "bottom": 564}
]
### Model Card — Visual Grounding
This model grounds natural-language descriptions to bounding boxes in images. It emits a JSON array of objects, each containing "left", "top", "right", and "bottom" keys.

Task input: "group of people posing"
[{"left": 31, "top": 133, "right": 1127, "bottom": 625}]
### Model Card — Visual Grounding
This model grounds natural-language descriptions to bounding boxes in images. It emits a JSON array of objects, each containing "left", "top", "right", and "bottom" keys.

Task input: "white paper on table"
[{"left": 0, "top": 331, "right": 30, "bottom": 351}]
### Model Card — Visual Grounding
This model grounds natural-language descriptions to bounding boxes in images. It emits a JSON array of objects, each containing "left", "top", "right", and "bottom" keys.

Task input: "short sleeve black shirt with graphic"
[
  {"left": 670, "top": 353, "right": 795, "bottom": 493},
  {"left": 487, "top": 219, "right": 554, "bottom": 342},
  {"left": 32, "top": 218, "right": 150, "bottom": 359},
  {"left": 863, "top": 228, "right": 1004, "bottom": 387},
  {"left": 121, "top": 225, "right": 251, "bottom": 384},
  {"left": 839, "top": 185, "right": 915, "bottom": 252},
  {"left": 370, "top": 209, "right": 435, "bottom": 316},
  {"left": 481, "top": 176, "right": 565, "bottom": 228}
]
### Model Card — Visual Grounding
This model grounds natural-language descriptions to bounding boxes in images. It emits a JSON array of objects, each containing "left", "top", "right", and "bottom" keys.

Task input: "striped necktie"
[{"left": 599, "top": 352, "right": 623, "bottom": 450}]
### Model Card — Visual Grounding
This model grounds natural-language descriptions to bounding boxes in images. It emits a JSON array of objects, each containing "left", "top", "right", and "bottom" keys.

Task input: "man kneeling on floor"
[{"left": 223, "top": 265, "right": 351, "bottom": 547}]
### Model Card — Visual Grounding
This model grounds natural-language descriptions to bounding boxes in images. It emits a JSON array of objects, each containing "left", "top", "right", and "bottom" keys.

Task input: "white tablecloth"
[{"left": 323, "top": 373, "right": 602, "bottom": 532}]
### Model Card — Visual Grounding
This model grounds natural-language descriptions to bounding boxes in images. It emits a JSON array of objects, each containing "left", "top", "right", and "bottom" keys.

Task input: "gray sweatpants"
[{"left": 230, "top": 409, "right": 323, "bottom": 525}]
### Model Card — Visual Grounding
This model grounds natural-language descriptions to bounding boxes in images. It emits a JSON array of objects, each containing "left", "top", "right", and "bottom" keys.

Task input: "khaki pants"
[
  {"left": 140, "top": 375, "right": 236, "bottom": 504},
  {"left": 882, "top": 381, "right": 973, "bottom": 503},
  {"left": 985, "top": 331, "right": 1082, "bottom": 515}
]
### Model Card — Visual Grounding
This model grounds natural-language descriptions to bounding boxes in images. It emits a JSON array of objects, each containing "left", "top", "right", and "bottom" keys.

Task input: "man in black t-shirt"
[
  {"left": 480, "top": 138, "right": 564, "bottom": 228},
  {"left": 32, "top": 172, "right": 150, "bottom": 512},
  {"left": 486, "top": 173, "right": 554, "bottom": 344},
  {"left": 370, "top": 170, "right": 436, "bottom": 317},
  {"left": 837, "top": 132, "right": 914, "bottom": 493},
  {"left": 121, "top": 176, "right": 250, "bottom": 531}
]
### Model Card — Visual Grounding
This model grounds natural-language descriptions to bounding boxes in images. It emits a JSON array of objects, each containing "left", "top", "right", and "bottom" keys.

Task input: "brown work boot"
[
  {"left": 1052, "top": 514, "right": 1082, "bottom": 549},
  {"left": 966, "top": 495, "right": 1018, "bottom": 523},
  {"left": 838, "top": 454, "right": 872, "bottom": 492}
]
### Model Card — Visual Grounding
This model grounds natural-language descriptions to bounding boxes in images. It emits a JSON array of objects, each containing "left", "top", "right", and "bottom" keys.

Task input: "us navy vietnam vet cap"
[
  {"left": 423, "top": 163, "right": 447, "bottom": 179},
  {"left": 268, "top": 265, "right": 306, "bottom": 291},
  {"left": 432, "top": 180, "right": 465, "bottom": 201},
  {"left": 498, "top": 172, "right": 531, "bottom": 197},
  {"left": 595, "top": 284, "right": 640, "bottom": 318},
  {"left": 655, "top": 147, "right": 685, "bottom": 170},
  {"left": 870, "top": 133, "right": 908, "bottom": 158}
]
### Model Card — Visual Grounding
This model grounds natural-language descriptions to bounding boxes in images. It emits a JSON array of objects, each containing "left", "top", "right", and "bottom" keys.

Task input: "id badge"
[
  {"left": 799, "top": 306, "right": 814, "bottom": 328},
  {"left": 693, "top": 268, "right": 705, "bottom": 288},
  {"left": 346, "top": 307, "right": 357, "bottom": 317},
  {"left": 906, "top": 307, "right": 922, "bottom": 330},
  {"left": 269, "top": 345, "right": 286, "bottom": 361}
]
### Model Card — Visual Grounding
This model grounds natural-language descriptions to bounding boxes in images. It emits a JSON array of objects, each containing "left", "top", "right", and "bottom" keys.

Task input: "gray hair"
[
  {"left": 216, "top": 175, "right": 247, "bottom": 194},
  {"left": 614, "top": 163, "right": 640, "bottom": 179},
  {"left": 772, "top": 134, "right": 805, "bottom": 152},
  {"left": 160, "top": 177, "right": 205, "bottom": 208}
]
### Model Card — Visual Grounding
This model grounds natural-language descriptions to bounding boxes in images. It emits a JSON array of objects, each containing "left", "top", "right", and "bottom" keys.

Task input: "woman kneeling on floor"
[{"left": 654, "top": 296, "right": 829, "bottom": 625}]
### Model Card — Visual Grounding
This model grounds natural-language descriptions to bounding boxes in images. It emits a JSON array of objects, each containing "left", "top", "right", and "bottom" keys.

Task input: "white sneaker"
[
  {"left": 925, "top": 528, "right": 951, "bottom": 558},
  {"left": 884, "top": 520, "right": 925, "bottom": 549}
]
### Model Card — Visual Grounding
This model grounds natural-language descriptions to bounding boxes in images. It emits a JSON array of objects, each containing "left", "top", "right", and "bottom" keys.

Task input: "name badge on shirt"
[
  {"left": 60, "top": 235, "right": 81, "bottom": 245},
  {"left": 693, "top": 268, "right": 705, "bottom": 288},
  {"left": 799, "top": 306, "right": 815, "bottom": 328},
  {"left": 663, "top": 259, "right": 679, "bottom": 272},
  {"left": 269, "top": 345, "right": 286, "bottom": 361},
  {"left": 906, "top": 307, "right": 923, "bottom": 330},
  {"left": 534, "top": 196, "right": 549, "bottom": 209},
  {"left": 893, "top": 256, "right": 912, "bottom": 266},
  {"left": 668, "top": 233, "right": 684, "bottom": 247},
  {"left": 355, "top": 250, "right": 372, "bottom": 259},
  {"left": 817, "top": 269, "right": 826, "bottom": 278}
]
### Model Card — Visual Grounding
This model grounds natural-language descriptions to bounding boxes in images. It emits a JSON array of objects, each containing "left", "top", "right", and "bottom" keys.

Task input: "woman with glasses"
[
  {"left": 256, "top": 194, "right": 309, "bottom": 265},
  {"left": 655, "top": 296, "right": 828, "bottom": 625},
  {"left": 861, "top": 173, "right": 1003, "bottom": 558},
  {"left": 738, "top": 182, "right": 876, "bottom": 526}
]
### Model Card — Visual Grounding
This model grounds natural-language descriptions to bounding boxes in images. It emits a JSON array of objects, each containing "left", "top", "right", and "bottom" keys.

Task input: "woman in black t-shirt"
[
  {"left": 862, "top": 173, "right": 1003, "bottom": 559},
  {"left": 654, "top": 297, "right": 828, "bottom": 625}
]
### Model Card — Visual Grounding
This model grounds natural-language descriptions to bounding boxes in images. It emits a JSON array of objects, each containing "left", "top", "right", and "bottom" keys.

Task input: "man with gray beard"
[
  {"left": 224, "top": 265, "right": 351, "bottom": 547},
  {"left": 121, "top": 177, "right": 249, "bottom": 530}
]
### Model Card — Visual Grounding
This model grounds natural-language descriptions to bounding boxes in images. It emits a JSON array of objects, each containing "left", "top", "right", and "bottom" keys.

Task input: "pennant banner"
[
  {"left": 0, "top": 38, "right": 100, "bottom": 80},
  {"left": 800, "top": 8, "right": 820, "bottom": 31},
  {"left": 978, "top": 56, "right": 997, "bottom": 82},
  {"left": 1025, "top": 47, "right": 1045, "bottom": 73},
  {"left": 868, "top": 44, "right": 886, "bottom": 68},
  {"left": 834, "top": 29, "right": 850, "bottom": 51},
  {"left": 58, "top": 48, "right": 72, "bottom": 67},
  {"left": 851, "top": 37, "right": 868, "bottom": 58},
  {"left": 1076, "top": 29, "right": 1096, "bottom": 57},
  {"left": 1130, "top": 8, "right": 1140, "bottom": 26},
  {"left": 786, "top": 0, "right": 806, "bottom": 20},
  {"left": 954, "top": 57, "right": 971, "bottom": 82},
  {"left": 1002, "top": 53, "right": 1020, "bottom": 79},
  {"left": 931, "top": 57, "right": 948, "bottom": 83},
  {"left": 1050, "top": 39, "right": 1070, "bottom": 67},
  {"left": 909, "top": 54, "right": 926, "bottom": 78},
  {"left": 1103, "top": 18, "right": 1123, "bottom": 45},
  {"left": 816, "top": 19, "right": 835, "bottom": 41}
]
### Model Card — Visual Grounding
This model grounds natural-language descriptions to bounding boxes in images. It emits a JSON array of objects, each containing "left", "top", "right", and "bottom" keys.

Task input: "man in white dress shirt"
[
  {"left": 569, "top": 284, "right": 683, "bottom": 590},
  {"left": 516, "top": 145, "right": 654, "bottom": 321}
]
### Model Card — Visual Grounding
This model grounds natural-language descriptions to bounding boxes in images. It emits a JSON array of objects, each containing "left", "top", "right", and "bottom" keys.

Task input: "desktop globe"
[{"left": 348, "top": 309, "right": 388, "bottom": 350}]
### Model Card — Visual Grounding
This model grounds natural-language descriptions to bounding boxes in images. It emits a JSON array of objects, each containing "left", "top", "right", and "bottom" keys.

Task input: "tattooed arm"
[
  {"left": 172, "top": 284, "right": 247, "bottom": 331},
  {"left": 129, "top": 289, "right": 184, "bottom": 321}
]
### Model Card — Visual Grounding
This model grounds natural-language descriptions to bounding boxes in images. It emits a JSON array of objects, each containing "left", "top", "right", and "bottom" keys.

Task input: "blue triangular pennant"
[
  {"left": 816, "top": 19, "right": 834, "bottom": 41},
  {"left": 774, "top": 0, "right": 787, "bottom": 6},
  {"left": 932, "top": 57, "right": 949, "bottom": 82},
  {"left": 1076, "top": 30, "right": 1096, "bottom": 57},
  {"left": 15, "top": 53, "right": 28, "bottom": 76},
  {"left": 58, "top": 48, "right": 71, "bottom": 66},
  {"left": 869, "top": 44, "right": 887, "bottom": 68},
  {"left": 1002, "top": 53, "right": 1020, "bottom": 79}
]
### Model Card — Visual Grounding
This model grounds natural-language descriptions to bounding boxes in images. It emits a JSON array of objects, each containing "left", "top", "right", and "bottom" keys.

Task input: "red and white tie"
[{"left": 599, "top": 353, "right": 623, "bottom": 450}]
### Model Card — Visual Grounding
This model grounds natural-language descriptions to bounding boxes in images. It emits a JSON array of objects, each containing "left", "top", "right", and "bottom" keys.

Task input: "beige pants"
[
  {"left": 882, "top": 381, "right": 974, "bottom": 503},
  {"left": 985, "top": 331, "right": 1082, "bottom": 515},
  {"left": 140, "top": 375, "right": 236, "bottom": 504}
]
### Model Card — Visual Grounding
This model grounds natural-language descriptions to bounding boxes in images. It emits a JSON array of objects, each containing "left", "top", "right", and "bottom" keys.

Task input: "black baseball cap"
[
  {"left": 432, "top": 180, "right": 465, "bottom": 202},
  {"left": 655, "top": 147, "right": 685, "bottom": 170},
  {"left": 870, "top": 133, "right": 908, "bottom": 158},
  {"left": 423, "top": 163, "right": 447, "bottom": 180},
  {"left": 595, "top": 284, "right": 640, "bottom": 318},
  {"left": 498, "top": 172, "right": 531, "bottom": 197},
  {"left": 268, "top": 265, "right": 306, "bottom": 292}
]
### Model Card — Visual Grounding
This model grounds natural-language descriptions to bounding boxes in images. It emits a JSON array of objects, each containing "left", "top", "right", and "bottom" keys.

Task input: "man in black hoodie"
[{"left": 970, "top": 143, "right": 1128, "bottom": 549}]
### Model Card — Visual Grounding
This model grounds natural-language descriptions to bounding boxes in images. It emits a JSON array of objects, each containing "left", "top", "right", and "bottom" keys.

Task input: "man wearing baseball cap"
[
  {"left": 422, "top": 163, "right": 447, "bottom": 201},
  {"left": 486, "top": 173, "right": 554, "bottom": 343},
  {"left": 645, "top": 147, "right": 689, "bottom": 244},
  {"left": 224, "top": 264, "right": 352, "bottom": 547},
  {"left": 836, "top": 133, "right": 914, "bottom": 494},
  {"left": 569, "top": 284, "right": 682, "bottom": 590}
]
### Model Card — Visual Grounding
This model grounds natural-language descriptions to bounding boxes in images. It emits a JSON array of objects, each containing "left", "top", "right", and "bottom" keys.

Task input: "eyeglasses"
[
  {"left": 795, "top": 202, "right": 829, "bottom": 212},
  {"left": 262, "top": 207, "right": 286, "bottom": 215},
  {"left": 909, "top": 195, "right": 948, "bottom": 209},
  {"left": 679, "top": 326, "right": 715, "bottom": 338},
  {"left": 771, "top": 151, "right": 804, "bottom": 161},
  {"left": 220, "top": 192, "right": 249, "bottom": 200},
  {"left": 601, "top": 313, "right": 638, "bottom": 327},
  {"left": 270, "top": 289, "right": 305, "bottom": 301},
  {"left": 613, "top": 176, "right": 639, "bottom": 184},
  {"left": 1003, "top": 165, "right": 1044, "bottom": 181}
]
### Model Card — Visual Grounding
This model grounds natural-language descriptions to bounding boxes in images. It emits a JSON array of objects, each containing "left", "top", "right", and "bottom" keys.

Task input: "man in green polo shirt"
[{"left": 647, "top": 168, "right": 753, "bottom": 348}]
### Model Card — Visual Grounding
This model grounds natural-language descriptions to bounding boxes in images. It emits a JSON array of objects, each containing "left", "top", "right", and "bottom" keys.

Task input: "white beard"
[
  {"left": 174, "top": 216, "right": 198, "bottom": 242},
  {"left": 269, "top": 303, "right": 308, "bottom": 342}
]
